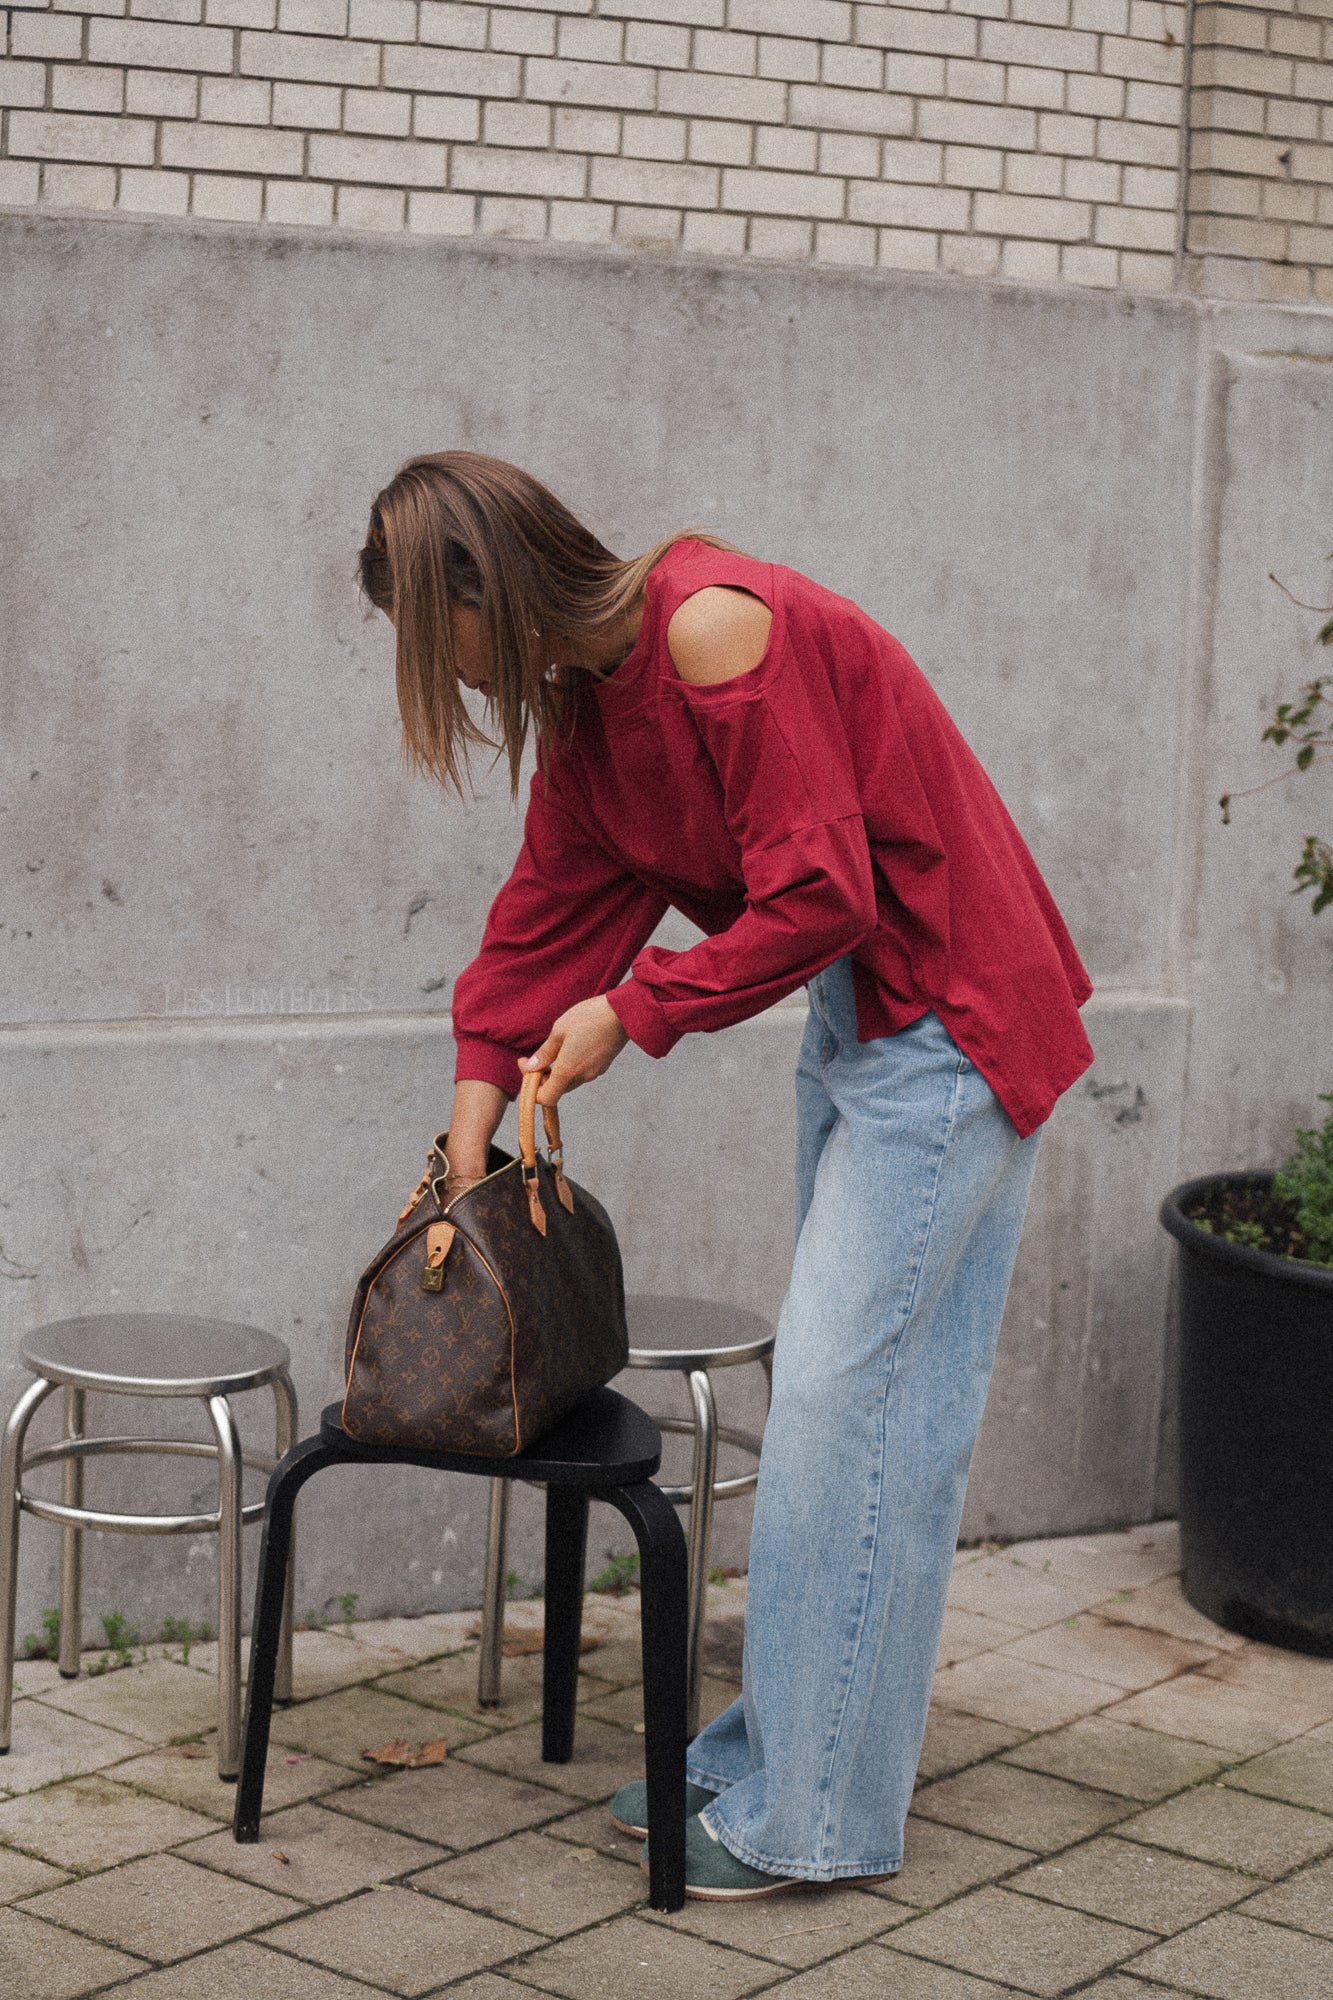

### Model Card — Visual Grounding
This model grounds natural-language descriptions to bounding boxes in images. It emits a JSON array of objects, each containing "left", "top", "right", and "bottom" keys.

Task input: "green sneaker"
[
  {"left": 608, "top": 1778, "right": 716, "bottom": 1839},
  {"left": 641, "top": 1814, "right": 809, "bottom": 1901}
]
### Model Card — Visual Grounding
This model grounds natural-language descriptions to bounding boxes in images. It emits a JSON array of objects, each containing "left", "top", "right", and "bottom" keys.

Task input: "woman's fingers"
[{"left": 518, "top": 998, "right": 628, "bottom": 1106}]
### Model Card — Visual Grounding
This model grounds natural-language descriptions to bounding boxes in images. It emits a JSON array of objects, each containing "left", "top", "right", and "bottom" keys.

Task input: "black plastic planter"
[{"left": 1161, "top": 1172, "right": 1333, "bottom": 1656}]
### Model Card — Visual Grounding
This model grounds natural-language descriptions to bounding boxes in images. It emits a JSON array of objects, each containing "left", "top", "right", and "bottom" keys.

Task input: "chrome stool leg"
[
  {"left": 58, "top": 1387, "right": 85, "bottom": 1678},
  {"left": 208, "top": 1395, "right": 244, "bottom": 1780},
  {"left": 684, "top": 1369, "right": 719, "bottom": 1739},
  {"left": 272, "top": 1369, "right": 298, "bottom": 1705},
  {"left": 477, "top": 1477, "right": 511, "bottom": 1708},
  {"left": 0, "top": 1378, "right": 57, "bottom": 1753}
]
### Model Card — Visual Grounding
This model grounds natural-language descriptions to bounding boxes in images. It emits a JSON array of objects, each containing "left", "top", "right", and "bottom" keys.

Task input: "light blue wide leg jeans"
[{"left": 685, "top": 955, "right": 1041, "bottom": 1880}]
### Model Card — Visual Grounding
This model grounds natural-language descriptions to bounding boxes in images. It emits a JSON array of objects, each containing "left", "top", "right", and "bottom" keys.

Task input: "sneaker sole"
[
  {"left": 609, "top": 1811, "right": 649, "bottom": 1839},
  {"left": 637, "top": 1858, "right": 897, "bottom": 1901},
  {"left": 639, "top": 1856, "right": 812, "bottom": 1901}
]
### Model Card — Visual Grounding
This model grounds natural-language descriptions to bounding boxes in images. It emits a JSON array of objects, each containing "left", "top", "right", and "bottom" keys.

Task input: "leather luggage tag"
[{"left": 420, "top": 1220, "right": 457, "bottom": 1292}]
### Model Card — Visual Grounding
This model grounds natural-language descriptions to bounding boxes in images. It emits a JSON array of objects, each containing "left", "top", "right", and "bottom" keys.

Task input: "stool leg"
[
  {"left": 477, "top": 1477, "right": 510, "bottom": 1709},
  {"left": 684, "top": 1369, "right": 719, "bottom": 1740},
  {"left": 57, "top": 1387, "right": 86, "bottom": 1678},
  {"left": 0, "top": 1378, "right": 57, "bottom": 1754},
  {"left": 208, "top": 1395, "right": 244, "bottom": 1781},
  {"left": 234, "top": 1435, "right": 340, "bottom": 1841},
  {"left": 603, "top": 1479, "right": 688, "bottom": 1913},
  {"left": 271, "top": 1370, "right": 299, "bottom": 1705},
  {"left": 541, "top": 1486, "right": 588, "bottom": 1764}
]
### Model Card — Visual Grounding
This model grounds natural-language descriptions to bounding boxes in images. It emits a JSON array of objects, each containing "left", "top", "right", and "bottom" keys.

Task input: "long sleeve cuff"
[
  {"left": 452, "top": 1032, "right": 524, "bottom": 1099},
  {"left": 606, "top": 978, "right": 682, "bottom": 1060}
]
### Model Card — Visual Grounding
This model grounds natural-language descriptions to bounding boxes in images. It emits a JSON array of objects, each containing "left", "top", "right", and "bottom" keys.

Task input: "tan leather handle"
[
  {"left": 517, "top": 1067, "right": 575, "bottom": 1230},
  {"left": 518, "top": 1066, "right": 562, "bottom": 1170}
]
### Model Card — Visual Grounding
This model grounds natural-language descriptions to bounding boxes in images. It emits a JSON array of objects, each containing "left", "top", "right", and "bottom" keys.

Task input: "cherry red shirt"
[{"left": 450, "top": 540, "right": 1093, "bottom": 1138}]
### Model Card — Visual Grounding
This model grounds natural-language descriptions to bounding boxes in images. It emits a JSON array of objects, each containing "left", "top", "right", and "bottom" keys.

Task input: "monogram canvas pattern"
[{"left": 342, "top": 1145, "right": 628, "bottom": 1456}]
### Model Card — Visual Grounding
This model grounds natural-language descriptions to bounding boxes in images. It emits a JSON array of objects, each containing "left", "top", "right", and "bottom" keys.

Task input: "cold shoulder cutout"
[{"left": 666, "top": 586, "right": 774, "bottom": 687}]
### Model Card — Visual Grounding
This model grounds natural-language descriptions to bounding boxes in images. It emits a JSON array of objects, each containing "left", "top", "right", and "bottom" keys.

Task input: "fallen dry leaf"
[
  {"left": 284, "top": 1753, "right": 311, "bottom": 1764},
  {"left": 361, "top": 1738, "right": 449, "bottom": 1769},
  {"left": 466, "top": 1622, "right": 603, "bottom": 1657},
  {"left": 272, "top": 1849, "right": 291, "bottom": 1865}
]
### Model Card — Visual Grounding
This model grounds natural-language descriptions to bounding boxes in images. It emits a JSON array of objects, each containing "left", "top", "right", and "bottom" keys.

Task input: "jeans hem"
[
  {"left": 683, "top": 1765, "right": 730, "bottom": 1795},
  {"left": 704, "top": 1807, "right": 902, "bottom": 1882}
]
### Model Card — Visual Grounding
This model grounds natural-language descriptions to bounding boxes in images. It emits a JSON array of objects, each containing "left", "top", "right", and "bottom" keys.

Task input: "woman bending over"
[{"left": 359, "top": 451, "right": 1093, "bottom": 1901}]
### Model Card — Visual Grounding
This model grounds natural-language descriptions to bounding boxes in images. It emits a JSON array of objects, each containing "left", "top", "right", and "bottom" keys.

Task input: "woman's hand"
[{"left": 521, "top": 996, "right": 628, "bottom": 1106}]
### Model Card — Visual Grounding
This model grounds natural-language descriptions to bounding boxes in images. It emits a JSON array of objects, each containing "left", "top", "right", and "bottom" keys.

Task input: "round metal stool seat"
[
  {"left": 22, "top": 1315, "right": 290, "bottom": 1400},
  {"left": 479, "top": 1294, "right": 774, "bottom": 1735},
  {"left": 1, "top": 1314, "right": 298, "bottom": 1783},
  {"left": 624, "top": 1295, "right": 773, "bottom": 1511}
]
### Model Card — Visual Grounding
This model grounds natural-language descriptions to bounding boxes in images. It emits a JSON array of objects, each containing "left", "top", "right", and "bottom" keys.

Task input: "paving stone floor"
[{"left": 3, "top": 1521, "right": 1333, "bottom": 1997}]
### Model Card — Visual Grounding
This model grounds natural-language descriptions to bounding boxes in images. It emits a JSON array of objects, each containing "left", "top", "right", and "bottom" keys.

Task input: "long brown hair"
[{"left": 358, "top": 451, "right": 733, "bottom": 795}]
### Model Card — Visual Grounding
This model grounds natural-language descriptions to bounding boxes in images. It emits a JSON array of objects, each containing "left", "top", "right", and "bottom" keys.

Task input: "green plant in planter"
[
  {"left": 1195, "top": 578, "right": 1333, "bottom": 1264},
  {"left": 1275, "top": 1095, "right": 1333, "bottom": 1267},
  {"left": 1163, "top": 575, "right": 1333, "bottom": 1654}
]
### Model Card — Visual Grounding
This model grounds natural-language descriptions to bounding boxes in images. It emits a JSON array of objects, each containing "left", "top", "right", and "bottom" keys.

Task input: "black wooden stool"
[{"left": 232, "top": 1387, "right": 689, "bottom": 1910}]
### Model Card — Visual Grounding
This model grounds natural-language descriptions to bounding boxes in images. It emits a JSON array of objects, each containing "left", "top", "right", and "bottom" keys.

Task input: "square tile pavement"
[
  {"left": 1223, "top": 1734, "right": 1333, "bottom": 1814},
  {"left": 0, "top": 1699, "right": 146, "bottom": 1800},
  {"left": 409, "top": 1828, "right": 643, "bottom": 1935},
  {"left": 1006, "top": 1833, "right": 1257, "bottom": 1932},
  {"left": 643, "top": 1879, "right": 910, "bottom": 1967},
  {"left": 264, "top": 1883, "right": 542, "bottom": 1994},
  {"left": 931, "top": 1647, "right": 1122, "bottom": 1731},
  {"left": 0, "top": 1525, "right": 1331, "bottom": 1998},
  {"left": 888, "top": 1882, "right": 1156, "bottom": 1996},
  {"left": 103, "top": 1936, "right": 413, "bottom": 1996},
  {"left": 764, "top": 1947, "right": 1026, "bottom": 1997},
  {"left": 1115, "top": 1780, "right": 1333, "bottom": 1877},
  {"left": 1238, "top": 1852, "right": 1333, "bottom": 1939},
  {"left": 269, "top": 1681, "right": 493, "bottom": 1769},
  {"left": 1126, "top": 1908, "right": 1333, "bottom": 1998},
  {"left": 1001, "top": 1714, "right": 1228, "bottom": 1800},
  {"left": 506, "top": 1909, "right": 775, "bottom": 1999},
  {"left": 182, "top": 1797, "right": 447, "bottom": 1902},
  {"left": 454, "top": 1714, "right": 643, "bottom": 1800},
  {"left": 330, "top": 1755, "right": 571, "bottom": 1849},
  {"left": 108, "top": 1736, "right": 354, "bottom": 1820},
  {"left": 15, "top": 1849, "right": 303, "bottom": 1960},
  {"left": 0, "top": 1906, "right": 143, "bottom": 1998},
  {"left": 911, "top": 1758, "right": 1135, "bottom": 1852},
  {"left": 0, "top": 1774, "right": 216, "bottom": 1871}
]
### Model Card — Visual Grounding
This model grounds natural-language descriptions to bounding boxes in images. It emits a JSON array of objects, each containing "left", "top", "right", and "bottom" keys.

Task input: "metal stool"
[
  {"left": 0, "top": 1314, "right": 298, "bottom": 1780},
  {"left": 479, "top": 1293, "right": 773, "bottom": 1735}
]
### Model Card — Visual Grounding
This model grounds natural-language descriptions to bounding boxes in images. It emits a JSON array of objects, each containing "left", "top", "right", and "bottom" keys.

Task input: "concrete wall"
[{"left": 2, "top": 211, "right": 1331, "bottom": 1647}]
